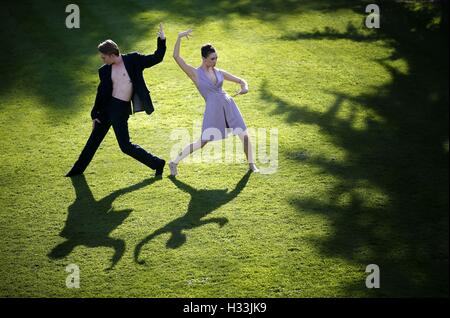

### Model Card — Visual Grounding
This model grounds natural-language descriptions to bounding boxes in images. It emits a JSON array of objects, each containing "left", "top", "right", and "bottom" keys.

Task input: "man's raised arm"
[{"left": 138, "top": 23, "right": 166, "bottom": 69}]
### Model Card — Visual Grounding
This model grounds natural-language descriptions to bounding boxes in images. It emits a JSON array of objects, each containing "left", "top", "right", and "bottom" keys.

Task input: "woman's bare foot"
[
  {"left": 249, "top": 163, "right": 259, "bottom": 173},
  {"left": 169, "top": 161, "right": 178, "bottom": 176}
]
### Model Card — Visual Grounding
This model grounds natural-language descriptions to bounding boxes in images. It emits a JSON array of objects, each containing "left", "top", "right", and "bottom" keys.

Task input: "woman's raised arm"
[{"left": 173, "top": 29, "right": 197, "bottom": 83}]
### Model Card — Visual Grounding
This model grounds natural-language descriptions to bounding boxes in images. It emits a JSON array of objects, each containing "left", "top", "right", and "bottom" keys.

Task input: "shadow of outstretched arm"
[
  {"left": 198, "top": 217, "right": 229, "bottom": 228},
  {"left": 48, "top": 239, "right": 76, "bottom": 259},
  {"left": 102, "top": 177, "right": 157, "bottom": 204},
  {"left": 133, "top": 227, "right": 167, "bottom": 265},
  {"left": 101, "top": 237, "right": 126, "bottom": 270}
]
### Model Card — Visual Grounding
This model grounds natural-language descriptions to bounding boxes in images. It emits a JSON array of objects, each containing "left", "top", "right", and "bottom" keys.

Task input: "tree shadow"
[
  {"left": 260, "top": 79, "right": 346, "bottom": 126},
  {"left": 281, "top": 22, "right": 383, "bottom": 42},
  {"left": 262, "top": 1, "right": 448, "bottom": 296},
  {"left": 48, "top": 175, "right": 157, "bottom": 270},
  {"left": 134, "top": 171, "right": 252, "bottom": 265}
]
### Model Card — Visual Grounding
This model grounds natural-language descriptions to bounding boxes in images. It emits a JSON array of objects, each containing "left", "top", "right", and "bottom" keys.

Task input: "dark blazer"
[{"left": 90, "top": 37, "right": 166, "bottom": 120}]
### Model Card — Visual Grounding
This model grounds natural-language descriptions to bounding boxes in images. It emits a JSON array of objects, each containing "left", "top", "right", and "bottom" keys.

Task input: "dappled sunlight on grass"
[{"left": 0, "top": 0, "right": 447, "bottom": 297}]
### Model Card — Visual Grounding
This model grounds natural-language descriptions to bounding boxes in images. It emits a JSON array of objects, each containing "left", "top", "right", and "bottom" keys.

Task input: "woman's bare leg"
[
  {"left": 169, "top": 139, "right": 208, "bottom": 176},
  {"left": 238, "top": 131, "right": 259, "bottom": 172}
]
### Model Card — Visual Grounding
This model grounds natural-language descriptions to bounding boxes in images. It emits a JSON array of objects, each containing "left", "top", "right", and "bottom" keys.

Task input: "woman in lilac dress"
[{"left": 169, "top": 29, "right": 259, "bottom": 176}]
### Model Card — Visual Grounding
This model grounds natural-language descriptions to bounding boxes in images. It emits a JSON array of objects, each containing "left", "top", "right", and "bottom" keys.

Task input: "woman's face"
[{"left": 203, "top": 52, "right": 218, "bottom": 67}]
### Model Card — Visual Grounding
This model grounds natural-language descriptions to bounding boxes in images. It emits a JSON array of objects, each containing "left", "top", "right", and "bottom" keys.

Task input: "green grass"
[{"left": 0, "top": 0, "right": 448, "bottom": 297}]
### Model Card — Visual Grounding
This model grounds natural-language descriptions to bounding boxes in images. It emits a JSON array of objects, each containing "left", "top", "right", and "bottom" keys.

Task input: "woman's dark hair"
[{"left": 201, "top": 43, "right": 216, "bottom": 58}]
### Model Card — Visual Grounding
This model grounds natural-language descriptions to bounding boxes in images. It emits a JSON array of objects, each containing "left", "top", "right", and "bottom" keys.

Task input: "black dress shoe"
[{"left": 155, "top": 159, "right": 166, "bottom": 178}]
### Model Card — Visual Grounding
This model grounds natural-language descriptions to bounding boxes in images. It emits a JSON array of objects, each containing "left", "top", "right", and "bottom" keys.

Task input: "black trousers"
[{"left": 67, "top": 97, "right": 162, "bottom": 175}]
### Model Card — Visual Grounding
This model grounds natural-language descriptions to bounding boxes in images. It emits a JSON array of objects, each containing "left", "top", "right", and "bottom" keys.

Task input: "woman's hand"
[
  {"left": 239, "top": 87, "right": 249, "bottom": 95},
  {"left": 232, "top": 80, "right": 249, "bottom": 97},
  {"left": 232, "top": 88, "right": 248, "bottom": 97},
  {"left": 178, "top": 29, "right": 193, "bottom": 40},
  {"left": 157, "top": 23, "right": 165, "bottom": 40}
]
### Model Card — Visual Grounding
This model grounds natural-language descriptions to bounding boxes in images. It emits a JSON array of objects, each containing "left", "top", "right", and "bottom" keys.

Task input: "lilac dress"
[{"left": 196, "top": 67, "right": 247, "bottom": 141}]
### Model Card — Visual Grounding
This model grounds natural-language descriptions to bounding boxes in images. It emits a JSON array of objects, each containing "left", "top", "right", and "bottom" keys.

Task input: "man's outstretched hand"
[{"left": 157, "top": 23, "right": 165, "bottom": 40}]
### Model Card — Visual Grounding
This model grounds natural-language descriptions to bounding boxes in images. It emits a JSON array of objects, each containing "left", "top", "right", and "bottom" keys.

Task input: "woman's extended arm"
[
  {"left": 173, "top": 29, "right": 197, "bottom": 83},
  {"left": 221, "top": 70, "right": 249, "bottom": 96}
]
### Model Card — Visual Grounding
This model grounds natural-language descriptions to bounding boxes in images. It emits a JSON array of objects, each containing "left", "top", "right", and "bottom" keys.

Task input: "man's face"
[{"left": 100, "top": 53, "right": 115, "bottom": 65}]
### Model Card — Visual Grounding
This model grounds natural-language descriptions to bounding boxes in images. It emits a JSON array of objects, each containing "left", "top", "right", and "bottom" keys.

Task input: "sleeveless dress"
[{"left": 196, "top": 67, "right": 247, "bottom": 141}]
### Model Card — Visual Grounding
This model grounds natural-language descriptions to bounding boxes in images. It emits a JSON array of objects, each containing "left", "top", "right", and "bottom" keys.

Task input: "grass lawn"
[{"left": 0, "top": 0, "right": 448, "bottom": 297}]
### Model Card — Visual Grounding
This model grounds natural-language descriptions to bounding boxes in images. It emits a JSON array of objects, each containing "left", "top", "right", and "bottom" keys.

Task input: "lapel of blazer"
[
  {"left": 122, "top": 54, "right": 144, "bottom": 113},
  {"left": 107, "top": 64, "right": 112, "bottom": 80},
  {"left": 99, "top": 64, "right": 112, "bottom": 79},
  {"left": 122, "top": 54, "right": 134, "bottom": 81}
]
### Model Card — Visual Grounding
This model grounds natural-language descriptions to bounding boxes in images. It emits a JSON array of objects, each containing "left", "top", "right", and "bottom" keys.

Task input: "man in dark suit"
[{"left": 66, "top": 23, "right": 167, "bottom": 178}]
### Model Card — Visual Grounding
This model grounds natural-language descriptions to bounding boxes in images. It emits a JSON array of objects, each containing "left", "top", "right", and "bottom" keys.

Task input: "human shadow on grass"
[
  {"left": 134, "top": 171, "right": 252, "bottom": 265},
  {"left": 48, "top": 175, "right": 157, "bottom": 270}
]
